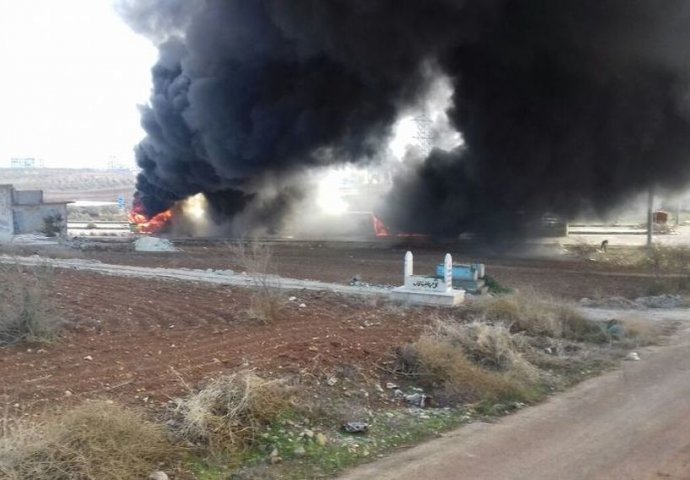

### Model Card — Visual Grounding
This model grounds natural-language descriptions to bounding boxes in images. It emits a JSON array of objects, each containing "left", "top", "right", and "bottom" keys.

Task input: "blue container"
[{"left": 436, "top": 263, "right": 481, "bottom": 281}]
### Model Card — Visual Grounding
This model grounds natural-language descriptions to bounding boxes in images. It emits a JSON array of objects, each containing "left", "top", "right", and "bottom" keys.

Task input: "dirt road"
[
  {"left": 19, "top": 240, "right": 678, "bottom": 299},
  {"left": 341, "top": 310, "right": 690, "bottom": 480},
  {"left": 0, "top": 254, "right": 389, "bottom": 297}
]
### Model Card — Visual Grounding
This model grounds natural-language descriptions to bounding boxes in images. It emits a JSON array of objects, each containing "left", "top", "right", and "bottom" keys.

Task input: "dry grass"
[
  {"left": 398, "top": 318, "right": 544, "bottom": 405},
  {"left": 645, "top": 244, "right": 690, "bottom": 290},
  {"left": 172, "top": 372, "right": 291, "bottom": 456},
  {"left": 471, "top": 290, "right": 606, "bottom": 342},
  {"left": 567, "top": 238, "right": 600, "bottom": 259},
  {"left": 430, "top": 320, "right": 538, "bottom": 379},
  {"left": 402, "top": 336, "right": 534, "bottom": 404},
  {"left": 398, "top": 290, "right": 621, "bottom": 406},
  {"left": 0, "top": 401, "right": 175, "bottom": 480},
  {"left": 230, "top": 242, "right": 283, "bottom": 324},
  {"left": 0, "top": 406, "right": 41, "bottom": 479},
  {"left": 0, "top": 263, "right": 63, "bottom": 345},
  {"left": 616, "top": 316, "right": 666, "bottom": 347}
]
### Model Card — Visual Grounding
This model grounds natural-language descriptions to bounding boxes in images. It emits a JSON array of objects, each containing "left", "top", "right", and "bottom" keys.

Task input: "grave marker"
[
  {"left": 444, "top": 254, "right": 453, "bottom": 292},
  {"left": 404, "top": 251, "right": 413, "bottom": 279},
  {"left": 390, "top": 250, "right": 465, "bottom": 306}
]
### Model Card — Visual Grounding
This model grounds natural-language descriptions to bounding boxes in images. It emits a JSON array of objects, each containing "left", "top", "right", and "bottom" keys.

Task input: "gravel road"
[{"left": 0, "top": 254, "right": 389, "bottom": 297}]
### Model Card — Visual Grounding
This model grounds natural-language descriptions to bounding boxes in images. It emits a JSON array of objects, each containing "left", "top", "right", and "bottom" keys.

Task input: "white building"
[{"left": 0, "top": 185, "right": 69, "bottom": 239}]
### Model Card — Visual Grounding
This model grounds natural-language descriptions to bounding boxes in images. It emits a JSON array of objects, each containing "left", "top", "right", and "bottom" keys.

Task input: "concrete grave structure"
[
  {"left": 436, "top": 262, "right": 488, "bottom": 294},
  {"left": 0, "top": 185, "right": 69, "bottom": 240},
  {"left": 390, "top": 251, "right": 465, "bottom": 306}
]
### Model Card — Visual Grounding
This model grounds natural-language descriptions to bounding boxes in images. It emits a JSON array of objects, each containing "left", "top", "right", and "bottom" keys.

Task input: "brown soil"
[
  {"left": 0, "top": 270, "right": 427, "bottom": 414},
  {"left": 0, "top": 241, "right": 676, "bottom": 415},
  {"left": 70, "top": 241, "right": 667, "bottom": 299}
]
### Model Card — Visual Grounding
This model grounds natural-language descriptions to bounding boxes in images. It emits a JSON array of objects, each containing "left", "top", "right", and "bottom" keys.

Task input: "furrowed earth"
[
  {"left": 42, "top": 241, "right": 677, "bottom": 297},
  {"left": 1, "top": 239, "right": 687, "bottom": 479},
  {"left": 0, "top": 269, "right": 426, "bottom": 412},
  {"left": 0, "top": 241, "right": 674, "bottom": 412}
]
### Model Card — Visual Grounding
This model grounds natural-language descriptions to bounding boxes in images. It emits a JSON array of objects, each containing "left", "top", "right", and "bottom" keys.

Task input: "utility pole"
[
  {"left": 646, "top": 186, "right": 655, "bottom": 248},
  {"left": 413, "top": 113, "right": 434, "bottom": 158}
]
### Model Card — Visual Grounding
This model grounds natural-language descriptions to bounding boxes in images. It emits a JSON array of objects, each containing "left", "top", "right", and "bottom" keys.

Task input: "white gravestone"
[
  {"left": 404, "top": 251, "right": 413, "bottom": 278},
  {"left": 391, "top": 251, "right": 465, "bottom": 306},
  {"left": 444, "top": 254, "right": 453, "bottom": 292}
]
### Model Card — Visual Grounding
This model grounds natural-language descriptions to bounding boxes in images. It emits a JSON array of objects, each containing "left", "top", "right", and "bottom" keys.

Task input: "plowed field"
[
  {"left": 1, "top": 241, "right": 676, "bottom": 415},
  {"left": 79, "top": 241, "right": 664, "bottom": 299},
  {"left": 0, "top": 270, "right": 426, "bottom": 413}
]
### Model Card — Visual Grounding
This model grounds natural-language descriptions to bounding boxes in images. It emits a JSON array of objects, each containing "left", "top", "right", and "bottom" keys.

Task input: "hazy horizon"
[{"left": 0, "top": 0, "right": 156, "bottom": 170}]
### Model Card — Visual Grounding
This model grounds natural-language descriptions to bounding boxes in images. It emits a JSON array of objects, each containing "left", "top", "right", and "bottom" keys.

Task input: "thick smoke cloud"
[
  {"left": 386, "top": 0, "right": 690, "bottom": 235},
  {"left": 120, "top": 0, "right": 690, "bottom": 236}
]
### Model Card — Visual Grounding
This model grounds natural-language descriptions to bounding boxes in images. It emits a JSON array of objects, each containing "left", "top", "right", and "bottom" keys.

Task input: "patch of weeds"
[
  {"left": 607, "top": 316, "right": 668, "bottom": 349},
  {"left": 642, "top": 244, "right": 690, "bottom": 291},
  {"left": 184, "top": 455, "right": 231, "bottom": 480},
  {"left": 398, "top": 335, "right": 540, "bottom": 406},
  {"left": 230, "top": 242, "right": 283, "bottom": 324},
  {"left": 567, "top": 238, "right": 599, "bottom": 259},
  {"left": 171, "top": 372, "right": 292, "bottom": 459},
  {"left": 394, "top": 294, "right": 634, "bottom": 409},
  {"left": 222, "top": 408, "right": 475, "bottom": 480},
  {"left": 472, "top": 290, "right": 607, "bottom": 342},
  {"left": 523, "top": 344, "right": 615, "bottom": 389},
  {"left": 484, "top": 275, "right": 512, "bottom": 295},
  {"left": 0, "top": 263, "right": 63, "bottom": 346},
  {"left": 0, "top": 401, "right": 175, "bottom": 480}
]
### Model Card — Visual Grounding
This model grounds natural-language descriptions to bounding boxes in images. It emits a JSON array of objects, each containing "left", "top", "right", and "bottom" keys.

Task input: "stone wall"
[{"left": 12, "top": 203, "right": 67, "bottom": 236}]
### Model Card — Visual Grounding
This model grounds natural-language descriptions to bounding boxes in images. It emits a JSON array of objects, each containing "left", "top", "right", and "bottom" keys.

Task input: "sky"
[{"left": 0, "top": 0, "right": 156, "bottom": 169}]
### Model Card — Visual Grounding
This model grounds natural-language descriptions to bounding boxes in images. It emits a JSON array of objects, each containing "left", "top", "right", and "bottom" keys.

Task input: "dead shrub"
[
  {"left": 429, "top": 320, "right": 539, "bottom": 381},
  {"left": 396, "top": 316, "right": 545, "bottom": 405},
  {"left": 172, "top": 372, "right": 290, "bottom": 456},
  {"left": 230, "top": 242, "right": 283, "bottom": 323},
  {"left": 1, "top": 401, "right": 175, "bottom": 480},
  {"left": 0, "top": 263, "right": 63, "bottom": 345},
  {"left": 616, "top": 316, "right": 665, "bottom": 347},
  {"left": 473, "top": 290, "right": 606, "bottom": 342},
  {"left": 0, "top": 407, "right": 41, "bottom": 479},
  {"left": 402, "top": 336, "right": 532, "bottom": 404},
  {"left": 246, "top": 291, "right": 283, "bottom": 325}
]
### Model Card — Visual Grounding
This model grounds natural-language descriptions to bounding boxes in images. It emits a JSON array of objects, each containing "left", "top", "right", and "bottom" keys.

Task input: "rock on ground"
[
  {"left": 134, "top": 236, "right": 178, "bottom": 252},
  {"left": 148, "top": 472, "right": 169, "bottom": 480}
]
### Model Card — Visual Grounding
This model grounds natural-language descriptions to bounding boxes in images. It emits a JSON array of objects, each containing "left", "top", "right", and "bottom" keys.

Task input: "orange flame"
[
  {"left": 372, "top": 215, "right": 390, "bottom": 237},
  {"left": 371, "top": 214, "right": 430, "bottom": 239},
  {"left": 128, "top": 202, "right": 173, "bottom": 234}
]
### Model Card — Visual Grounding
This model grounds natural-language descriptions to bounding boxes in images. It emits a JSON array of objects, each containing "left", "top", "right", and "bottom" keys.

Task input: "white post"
[
  {"left": 647, "top": 186, "right": 654, "bottom": 249},
  {"left": 404, "top": 251, "right": 413, "bottom": 282},
  {"left": 444, "top": 253, "right": 453, "bottom": 292}
]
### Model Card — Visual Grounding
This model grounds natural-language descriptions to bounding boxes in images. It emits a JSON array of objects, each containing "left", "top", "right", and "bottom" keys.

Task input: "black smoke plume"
[{"left": 120, "top": 0, "right": 690, "bottom": 236}]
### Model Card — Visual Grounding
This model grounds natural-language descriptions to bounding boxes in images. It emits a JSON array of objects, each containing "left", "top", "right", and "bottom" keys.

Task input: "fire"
[
  {"left": 371, "top": 214, "right": 430, "bottom": 240},
  {"left": 372, "top": 215, "right": 390, "bottom": 237},
  {"left": 128, "top": 201, "right": 173, "bottom": 234}
]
